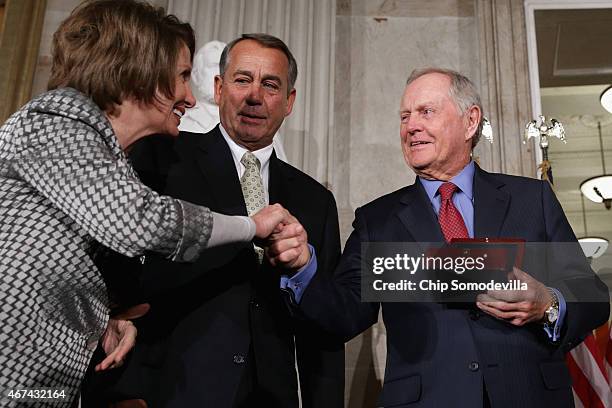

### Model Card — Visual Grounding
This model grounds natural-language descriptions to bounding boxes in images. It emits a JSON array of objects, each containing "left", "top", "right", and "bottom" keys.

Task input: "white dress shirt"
[{"left": 219, "top": 124, "right": 274, "bottom": 203}]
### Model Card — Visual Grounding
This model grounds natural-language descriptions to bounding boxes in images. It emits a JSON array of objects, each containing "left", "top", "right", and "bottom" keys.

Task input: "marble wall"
[
  {"left": 333, "top": 0, "right": 480, "bottom": 214},
  {"left": 31, "top": 0, "right": 80, "bottom": 98},
  {"left": 31, "top": 0, "right": 168, "bottom": 97}
]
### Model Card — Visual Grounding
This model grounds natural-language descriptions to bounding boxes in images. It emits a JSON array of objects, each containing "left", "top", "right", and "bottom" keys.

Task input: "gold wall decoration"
[{"left": 0, "top": 0, "right": 47, "bottom": 123}]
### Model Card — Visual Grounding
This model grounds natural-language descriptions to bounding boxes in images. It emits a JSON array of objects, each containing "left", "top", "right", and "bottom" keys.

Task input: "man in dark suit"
[
  {"left": 273, "top": 68, "right": 610, "bottom": 407},
  {"left": 98, "top": 34, "right": 344, "bottom": 407}
]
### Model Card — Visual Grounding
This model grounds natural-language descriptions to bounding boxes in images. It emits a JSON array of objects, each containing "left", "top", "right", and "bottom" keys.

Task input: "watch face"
[{"left": 547, "top": 307, "right": 559, "bottom": 324}]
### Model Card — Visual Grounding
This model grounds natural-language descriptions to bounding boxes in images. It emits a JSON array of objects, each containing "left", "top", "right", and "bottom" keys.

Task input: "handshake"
[{"left": 251, "top": 203, "right": 310, "bottom": 271}]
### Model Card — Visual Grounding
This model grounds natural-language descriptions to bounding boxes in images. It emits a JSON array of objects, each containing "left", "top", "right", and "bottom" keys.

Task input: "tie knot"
[
  {"left": 241, "top": 151, "right": 261, "bottom": 170},
  {"left": 438, "top": 182, "right": 459, "bottom": 201}
]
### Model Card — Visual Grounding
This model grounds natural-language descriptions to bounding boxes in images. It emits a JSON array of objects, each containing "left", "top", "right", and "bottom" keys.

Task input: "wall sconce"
[
  {"left": 577, "top": 195, "right": 608, "bottom": 259},
  {"left": 579, "top": 122, "right": 611, "bottom": 210},
  {"left": 601, "top": 85, "right": 612, "bottom": 114}
]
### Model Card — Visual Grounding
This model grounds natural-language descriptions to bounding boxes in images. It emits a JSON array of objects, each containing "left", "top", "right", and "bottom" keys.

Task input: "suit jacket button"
[
  {"left": 233, "top": 354, "right": 246, "bottom": 364},
  {"left": 469, "top": 310, "right": 480, "bottom": 320},
  {"left": 468, "top": 361, "right": 480, "bottom": 371},
  {"left": 183, "top": 245, "right": 199, "bottom": 262}
]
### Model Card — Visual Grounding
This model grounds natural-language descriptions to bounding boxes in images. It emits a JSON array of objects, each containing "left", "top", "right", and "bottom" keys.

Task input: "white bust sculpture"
[
  {"left": 179, "top": 40, "right": 224, "bottom": 134},
  {"left": 180, "top": 40, "right": 287, "bottom": 161}
]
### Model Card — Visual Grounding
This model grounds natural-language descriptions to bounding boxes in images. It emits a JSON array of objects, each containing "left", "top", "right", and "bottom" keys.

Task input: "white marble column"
[{"left": 474, "top": 0, "right": 537, "bottom": 177}]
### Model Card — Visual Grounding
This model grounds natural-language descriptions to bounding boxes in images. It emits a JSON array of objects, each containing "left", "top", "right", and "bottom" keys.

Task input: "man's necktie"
[
  {"left": 438, "top": 182, "right": 469, "bottom": 242},
  {"left": 240, "top": 151, "right": 266, "bottom": 262}
]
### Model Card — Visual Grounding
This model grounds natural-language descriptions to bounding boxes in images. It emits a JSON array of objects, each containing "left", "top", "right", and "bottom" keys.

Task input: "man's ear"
[
  {"left": 285, "top": 88, "right": 297, "bottom": 117},
  {"left": 465, "top": 105, "right": 482, "bottom": 141},
  {"left": 214, "top": 75, "right": 223, "bottom": 106}
]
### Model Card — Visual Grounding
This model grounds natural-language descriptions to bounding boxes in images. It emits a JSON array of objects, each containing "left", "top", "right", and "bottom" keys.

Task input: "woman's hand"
[{"left": 95, "top": 303, "right": 150, "bottom": 372}]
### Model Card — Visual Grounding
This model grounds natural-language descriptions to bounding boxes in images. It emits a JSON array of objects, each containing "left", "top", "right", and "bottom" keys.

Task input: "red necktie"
[{"left": 438, "top": 182, "right": 469, "bottom": 242}]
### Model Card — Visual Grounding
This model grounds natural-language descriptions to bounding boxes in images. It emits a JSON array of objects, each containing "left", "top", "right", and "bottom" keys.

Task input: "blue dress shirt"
[
  {"left": 280, "top": 244, "right": 317, "bottom": 303},
  {"left": 419, "top": 161, "right": 566, "bottom": 341}
]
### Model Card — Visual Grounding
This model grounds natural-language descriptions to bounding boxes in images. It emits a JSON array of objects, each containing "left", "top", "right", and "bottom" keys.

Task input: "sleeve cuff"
[
  {"left": 280, "top": 244, "right": 317, "bottom": 303},
  {"left": 208, "top": 212, "right": 255, "bottom": 247},
  {"left": 171, "top": 200, "right": 213, "bottom": 263}
]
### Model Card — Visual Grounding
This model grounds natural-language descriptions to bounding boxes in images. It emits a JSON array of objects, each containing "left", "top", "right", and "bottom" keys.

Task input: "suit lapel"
[
  {"left": 193, "top": 126, "right": 248, "bottom": 216},
  {"left": 257, "top": 151, "right": 292, "bottom": 276},
  {"left": 473, "top": 165, "right": 510, "bottom": 238},
  {"left": 268, "top": 152, "right": 294, "bottom": 208},
  {"left": 397, "top": 181, "right": 445, "bottom": 242}
]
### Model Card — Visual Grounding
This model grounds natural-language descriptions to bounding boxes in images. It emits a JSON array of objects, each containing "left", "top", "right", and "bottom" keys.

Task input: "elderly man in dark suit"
[
  {"left": 97, "top": 33, "right": 343, "bottom": 408},
  {"left": 273, "top": 68, "right": 610, "bottom": 408}
]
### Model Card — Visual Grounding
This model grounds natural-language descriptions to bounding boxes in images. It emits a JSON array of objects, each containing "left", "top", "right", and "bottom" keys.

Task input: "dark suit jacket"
[
  {"left": 95, "top": 126, "right": 344, "bottom": 407},
  {"left": 300, "top": 165, "right": 610, "bottom": 408}
]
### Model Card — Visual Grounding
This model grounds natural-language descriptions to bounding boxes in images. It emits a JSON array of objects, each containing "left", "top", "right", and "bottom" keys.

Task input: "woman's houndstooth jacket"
[{"left": 0, "top": 88, "right": 213, "bottom": 406}]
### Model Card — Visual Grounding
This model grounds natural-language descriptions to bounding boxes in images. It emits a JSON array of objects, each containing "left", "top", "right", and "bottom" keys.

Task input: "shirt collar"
[
  {"left": 219, "top": 123, "right": 274, "bottom": 168},
  {"left": 419, "top": 161, "right": 475, "bottom": 201}
]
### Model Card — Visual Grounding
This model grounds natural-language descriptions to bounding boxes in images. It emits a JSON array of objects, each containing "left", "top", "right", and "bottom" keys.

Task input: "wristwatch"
[{"left": 543, "top": 288, "right": 559, "bottom": 325}]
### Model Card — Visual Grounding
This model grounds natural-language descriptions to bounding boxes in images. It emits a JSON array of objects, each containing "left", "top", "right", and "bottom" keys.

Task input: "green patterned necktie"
[{"left": 240, "top": 151, "right": 266, "bottom": 262}]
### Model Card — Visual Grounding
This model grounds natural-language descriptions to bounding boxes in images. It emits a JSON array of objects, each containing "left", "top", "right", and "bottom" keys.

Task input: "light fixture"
[
  {"left": 524, "top": 116, "right": 566, "bottom": 183},
  {"left": 577, "top": 195, "right": 608, "bottom": 259},
  {"left": 579, "top": 121, "right": 612, "bottom": 210},
  {"left": 601, "top": 85, "right": 612, "bottom": 114}
]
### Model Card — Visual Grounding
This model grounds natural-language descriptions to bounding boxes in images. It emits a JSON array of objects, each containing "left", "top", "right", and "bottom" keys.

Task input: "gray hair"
[
  {"left": 406, "top": 67, "right": 484, "bottom": 147},
  {"left": 219, "top": 33, "right": 298, "bottom": 95}
]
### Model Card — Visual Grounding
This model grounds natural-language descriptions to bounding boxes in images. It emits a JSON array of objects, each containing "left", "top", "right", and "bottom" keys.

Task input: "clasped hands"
[
  {"left": 476, "top": 267, "right": 553, "bottom": 326},
  {"left": 252, "top": 203, "right": 310, "bottom": 271},
  {"left": 97, "top": 204, "right": 307, "bottom": 376}
]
